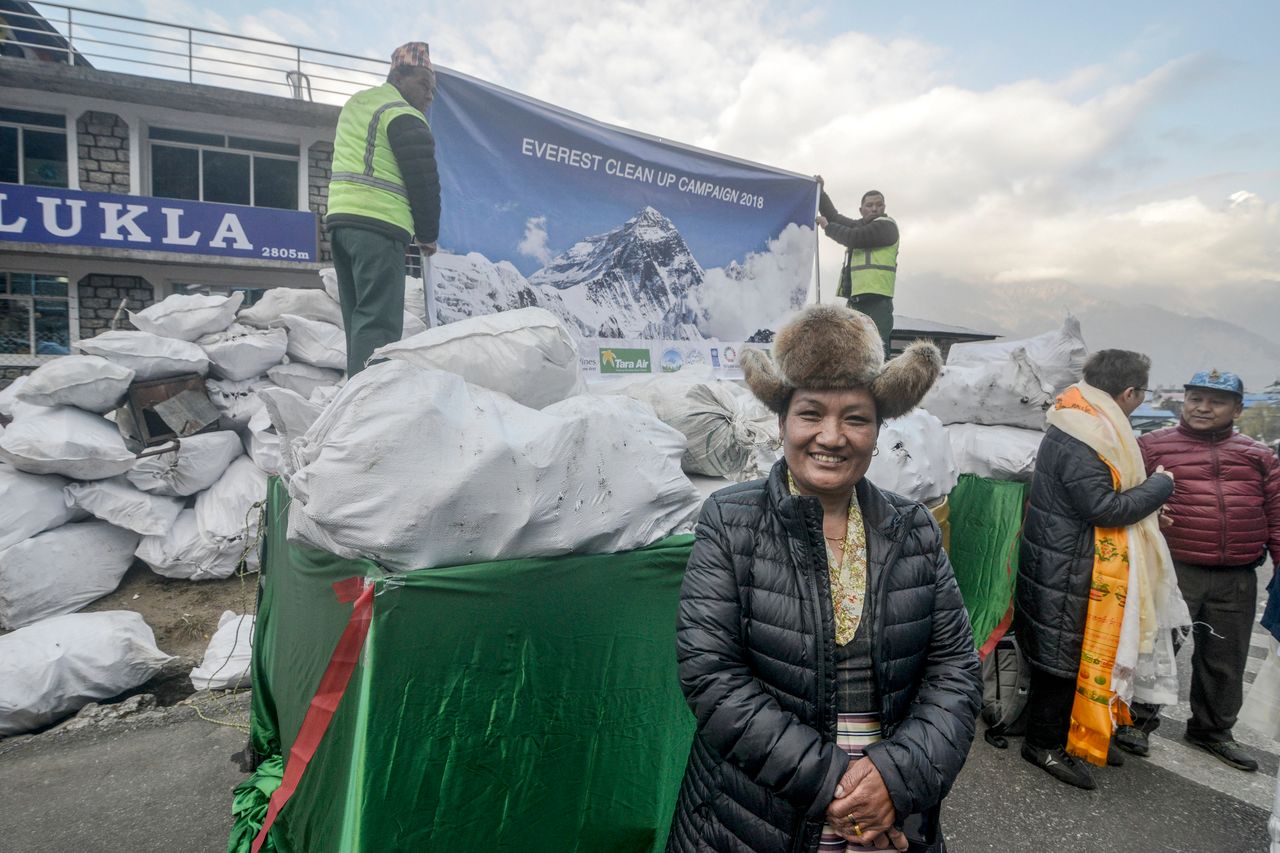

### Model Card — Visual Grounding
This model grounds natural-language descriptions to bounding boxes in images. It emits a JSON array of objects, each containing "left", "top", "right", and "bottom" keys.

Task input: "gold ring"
[{"left": 851, "top": 821, "right": 864, "bottom": 837}]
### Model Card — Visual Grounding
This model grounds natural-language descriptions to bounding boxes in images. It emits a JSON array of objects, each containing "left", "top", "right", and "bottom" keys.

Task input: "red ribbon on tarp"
[{"left": 251, "top": 577, "right": 375, "bottom": 853}]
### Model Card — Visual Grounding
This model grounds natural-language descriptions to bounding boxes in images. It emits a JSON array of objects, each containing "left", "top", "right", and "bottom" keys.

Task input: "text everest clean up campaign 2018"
[{"left": 520, "top": 137, "right": 765, "bottom": 209}]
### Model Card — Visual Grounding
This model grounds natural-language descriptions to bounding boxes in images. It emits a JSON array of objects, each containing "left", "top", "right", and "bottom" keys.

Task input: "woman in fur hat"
[{"left": 666, "top": 305, "right": 981, "bottom": 853}]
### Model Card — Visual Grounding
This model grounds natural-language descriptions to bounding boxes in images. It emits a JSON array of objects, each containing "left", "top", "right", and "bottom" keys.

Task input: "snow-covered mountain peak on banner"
[
  {"left": 527, "top": 207, "right": 706, "bottom": 339},
  {"left": 530, "top": 208, "right": 703, "bottom": 293}
]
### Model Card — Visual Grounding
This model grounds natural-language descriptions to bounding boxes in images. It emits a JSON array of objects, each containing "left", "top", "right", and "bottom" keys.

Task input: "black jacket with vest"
[
  {"left": 666, "top": 462, "right": 981, "bottom": 853},
  {"left": 1016, "top": 426, "right": 1174, "bottom": 678}
]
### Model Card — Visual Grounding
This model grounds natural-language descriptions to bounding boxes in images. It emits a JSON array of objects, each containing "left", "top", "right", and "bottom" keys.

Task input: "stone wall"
[
  {"left": 308, "top": 140, "right": 333, "bottom": 262},
  {"left": 76, "top": 111, "right": 130, "bottom": 194},
  {"left": 77, "top": 274, "right": 153, "bottom": 339},
  {"left": 0, "top": 366, "right": 26, "bottom": 388}
]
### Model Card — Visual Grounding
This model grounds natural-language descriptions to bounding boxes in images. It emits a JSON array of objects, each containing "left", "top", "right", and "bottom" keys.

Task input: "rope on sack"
[{"left": 189, "top": 498, "right": 268, "bottom": 733}]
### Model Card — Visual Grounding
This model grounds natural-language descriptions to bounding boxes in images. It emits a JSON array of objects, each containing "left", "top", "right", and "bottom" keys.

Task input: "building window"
[
  {"left": 0, "top": 108, "right": 68, "bottom": 187},
  {"left": 0, "top": 272, "right": 72, "bottom": 358},
  {"left": 148, "top": 127, "right": 299, "bottom": 210}
]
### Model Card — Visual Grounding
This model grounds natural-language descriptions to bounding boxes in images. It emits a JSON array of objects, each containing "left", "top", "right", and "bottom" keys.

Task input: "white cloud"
[
  {"left": 517, "top": 215, "right": 552, "bottom": 266},
  {"left": 409, "top": 0, "right": 1277, "bottom": 308},
  {"left": 697, "top": 222, "right": 815, "bottom": 340}
]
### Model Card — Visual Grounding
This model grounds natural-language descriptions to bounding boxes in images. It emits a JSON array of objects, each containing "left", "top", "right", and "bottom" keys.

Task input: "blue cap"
[{"left": 1185, "top": 369, "right": 1244, "bottom": 397}]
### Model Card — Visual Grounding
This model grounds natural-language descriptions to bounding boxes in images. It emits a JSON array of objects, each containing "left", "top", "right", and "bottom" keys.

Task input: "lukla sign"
[{"left": 0, "top": 182, "right": 318, "bottom": 263}]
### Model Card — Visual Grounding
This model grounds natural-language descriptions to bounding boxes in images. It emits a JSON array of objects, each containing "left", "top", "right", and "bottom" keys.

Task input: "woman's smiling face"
[{"left": 781, "top": 387, "right": 879, "bottom": 499}]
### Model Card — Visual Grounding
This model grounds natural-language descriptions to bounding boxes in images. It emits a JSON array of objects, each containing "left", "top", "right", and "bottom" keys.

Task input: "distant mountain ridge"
[{"left": 896, "top": 278, "right": 1280, "bottom": 388}]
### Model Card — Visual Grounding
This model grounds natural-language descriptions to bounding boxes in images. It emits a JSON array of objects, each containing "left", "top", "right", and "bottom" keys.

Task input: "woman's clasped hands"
[{"left": 826, "top": 757, "right": 908, "bottom": 851}]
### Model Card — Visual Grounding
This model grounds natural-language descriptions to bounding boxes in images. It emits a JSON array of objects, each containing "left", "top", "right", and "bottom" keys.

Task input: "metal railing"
[{"left": 4, "top": 2, "right": 391, "bottom": 103}]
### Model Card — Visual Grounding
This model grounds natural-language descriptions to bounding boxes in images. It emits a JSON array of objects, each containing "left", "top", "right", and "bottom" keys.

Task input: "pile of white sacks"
[
  {"left": 813, "top": 316, "right": 1086, "bottom": 505},
  {"left": 283, "top": 305, "right": 706, "bottom": 572},
  {"left": 862, "top": 316, "right": 1087, "bottom": 504},
  {"left": 0, "top": 276, "right": 432, "bottom": 735}
]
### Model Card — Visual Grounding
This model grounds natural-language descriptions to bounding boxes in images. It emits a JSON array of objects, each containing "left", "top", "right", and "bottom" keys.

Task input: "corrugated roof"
[{"left": 892, "top": 314, "right": 999, "bottom": 337}]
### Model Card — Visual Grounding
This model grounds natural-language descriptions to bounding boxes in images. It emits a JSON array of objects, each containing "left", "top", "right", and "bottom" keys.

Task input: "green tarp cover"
[
  {"left": 238, "top": 478, "right": 696, "bottom": 853},
  {"left": 945, "top": 474, "right": 1028, "bottom": 651}
]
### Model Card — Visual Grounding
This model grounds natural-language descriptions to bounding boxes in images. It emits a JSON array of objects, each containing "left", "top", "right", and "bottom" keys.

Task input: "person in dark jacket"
[
  {"left": 667, "top": 305, "right": 981, "bottom": 853},
  {"left": 814, "top": 177, "right": 899, "bottom": 359},
  {"left": 1016, "top": 349, "right": 1175, "bottom": 789},
  {"left": 326, "top": 41, "right": 442, "bottom": 374},
  {"left": 1118, "top": 370, "right": 1280, "bottom": 771}
]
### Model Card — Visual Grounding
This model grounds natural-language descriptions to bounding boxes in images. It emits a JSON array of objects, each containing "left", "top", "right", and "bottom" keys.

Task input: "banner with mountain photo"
[{"left": 429, "top": 68, "right": 820, "bottom": 378}]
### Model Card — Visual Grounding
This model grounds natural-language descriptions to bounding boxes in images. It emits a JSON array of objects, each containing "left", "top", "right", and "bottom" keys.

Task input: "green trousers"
[
  {"left": 330, "top": 226, "right": 407, "bottom": 375},
  {"left": 848, "top": 293, "right": 893, "bottom": 359}
]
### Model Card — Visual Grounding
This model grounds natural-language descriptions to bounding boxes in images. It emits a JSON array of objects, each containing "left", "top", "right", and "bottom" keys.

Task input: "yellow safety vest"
[
  {"left": 837, "top": 215, "right": 898, "bottom": 298},
  {"left": 327, "top": 83, "right": 428, "bottom": 236}
]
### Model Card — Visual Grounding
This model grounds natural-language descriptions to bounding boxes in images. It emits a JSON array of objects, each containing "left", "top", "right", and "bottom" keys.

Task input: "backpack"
[{"left": 980, "top": 631, "right": 1030, "bottom": 749}]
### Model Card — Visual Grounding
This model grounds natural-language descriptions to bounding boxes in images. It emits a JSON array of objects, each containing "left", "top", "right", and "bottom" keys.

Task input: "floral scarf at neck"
[{"left": 789, "top": 472, "right": 869, "bottom": 645}]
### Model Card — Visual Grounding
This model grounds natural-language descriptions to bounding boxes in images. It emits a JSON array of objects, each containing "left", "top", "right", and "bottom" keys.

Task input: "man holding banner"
[
  {"left": 815, "top": 179, "right": 899, "bottom": 359},
  {"left": 326, "top": 41, "right": 441, "bottom": 375}
]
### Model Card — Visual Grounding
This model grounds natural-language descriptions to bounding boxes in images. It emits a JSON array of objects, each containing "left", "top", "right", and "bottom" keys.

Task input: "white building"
[{"left": 0, "top": 2, "right": 386, "bottom": 385}]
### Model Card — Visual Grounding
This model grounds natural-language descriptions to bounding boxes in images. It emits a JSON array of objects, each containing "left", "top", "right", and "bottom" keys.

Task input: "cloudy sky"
[{"left": 79, "top": 0, "right": 1280, "bottom": 379}]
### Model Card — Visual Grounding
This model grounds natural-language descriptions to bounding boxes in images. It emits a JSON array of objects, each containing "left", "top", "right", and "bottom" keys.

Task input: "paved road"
[{"left": 946, "top": 564, "right": 1277, "bottom": 852}]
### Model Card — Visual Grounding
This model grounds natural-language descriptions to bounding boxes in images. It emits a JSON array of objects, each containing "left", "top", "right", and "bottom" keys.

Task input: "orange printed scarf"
[
  {"left": 1050, "top": 387, "right": 1132, "bottom": 766},
  {"left": 1071, "top": 501, "right": 1133, "bottom": 765}
]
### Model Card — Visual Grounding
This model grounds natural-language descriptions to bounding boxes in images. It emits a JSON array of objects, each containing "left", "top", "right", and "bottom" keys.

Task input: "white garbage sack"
[
  {"left": 245, "top": 408, "right": 280, "bottom": 474},
  {"left": 0, "top": 376, "right": 50, "bottom": 423},
  {"left": 319, "top": 266, "right": 340, "bottom": 302},
  {"left": 195, "top": 457, "right": 267, "bottom": 572},
  {"left": 135, "top": 508, "right": 240, "bottom": 580},
  {"left": 308, "top": 384, "right": 342, "bottom": 407},
  {"left": 0, "top": 465, "right": 74, "bottom": 550},
  {"left": 254, "top": 388, "right": 324, "bottom": 479},
  {"left": 0, "top": 376, "right": 27, "bottom": 419},
  {"left": 920, "top": 348, "right": 1053, "bottom": 430},
  {"left": 275, "top": 314, "right": 346, "bottom": 370},
  {"left": 401, "top": 311, "right": 427, "bottom": 339},
  {"left": 128, "top": 292, "right": 243, "bottom": 341},
  {"left": 946, "top": 315, "right": 1087, "bottom": 394},
  {"left": 947, "top": 423, "right": 1043, "bottom": 481},
  {"left": 64, "top": 477, "right": 184, "bottom": 537},
  {"left": 74, "top": 330, "right": 209, "bottom": 381},
  {"left": 259, "top": 387, "right": 323, "bottom": 439},
  {"left": 371, "top": 307, "right": 585, "bottom": 408},
  {"left": 320, "top": 267, "right": 426, "bottom": 322},
  {"left": 0, "top": 407, "right": 136, "bottom": 480},
  {"left": 0, "top": 611, "right": 173, "bottom": 736},
  {"left": 867, "top": 409, "right": 959, "bottom": 503},
  {"left": 15, "top": 356, "right": 135, "bottom": 413},
  {"left": 287, "top": 361, "right": 700, "bottom": 572},
  {"left": 267, "top": 362, "right": 344, "bottom": 398},
  {"left": 0, "top": 521, "right": 141, "bottom": 630},
  {"left": 189, "top": 611, "right": 255, "bottom": 691},
  {"left": 126, "top": 430, "right": 244, "bottom": 497},
  {"left": 198, "top": 323, "right": 288, "bottom": 381},
  {"left": 238, "top": 287, "right": 343, "bottom": 328},
  {"left": 206, "top": 377, "right": 269, "bottom": 429},
  {"left": 616, "top": 371, "right": 779, "bottom": 479}
]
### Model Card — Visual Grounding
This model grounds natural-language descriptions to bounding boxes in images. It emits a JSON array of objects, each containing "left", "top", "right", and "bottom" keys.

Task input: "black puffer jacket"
[
  {"left": 1016, "top": 426, "right": 1174, "bottom": 677},
  {"left": 666, "top": 462, "right": 981, "bottom": 853}
]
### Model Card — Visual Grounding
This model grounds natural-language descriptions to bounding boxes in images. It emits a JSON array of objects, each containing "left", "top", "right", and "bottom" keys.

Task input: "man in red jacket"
[{"left": 1118, "top": 370, "right": 1280, "bottom": 771}]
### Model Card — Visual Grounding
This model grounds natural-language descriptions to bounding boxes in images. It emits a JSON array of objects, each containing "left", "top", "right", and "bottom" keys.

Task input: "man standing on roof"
[
  {"left": 326, "top": 41, "right": 441, "bottom": 375},
  {"left": 815, "top": 177, "right": 899, "bottom": 358},
  {"left": 1118, "top": 370, "right": 1280, "bottom": 772}
]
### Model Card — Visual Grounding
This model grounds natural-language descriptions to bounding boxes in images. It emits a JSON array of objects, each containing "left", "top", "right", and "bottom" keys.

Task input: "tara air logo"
[{"left": 599, "top": 347, "right": 652, "bottom": 374}]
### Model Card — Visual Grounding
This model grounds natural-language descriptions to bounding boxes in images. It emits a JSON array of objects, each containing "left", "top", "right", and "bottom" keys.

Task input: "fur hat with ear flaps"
[{"left": 740, "top": 304, "right": 943, "bottom": 420}]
